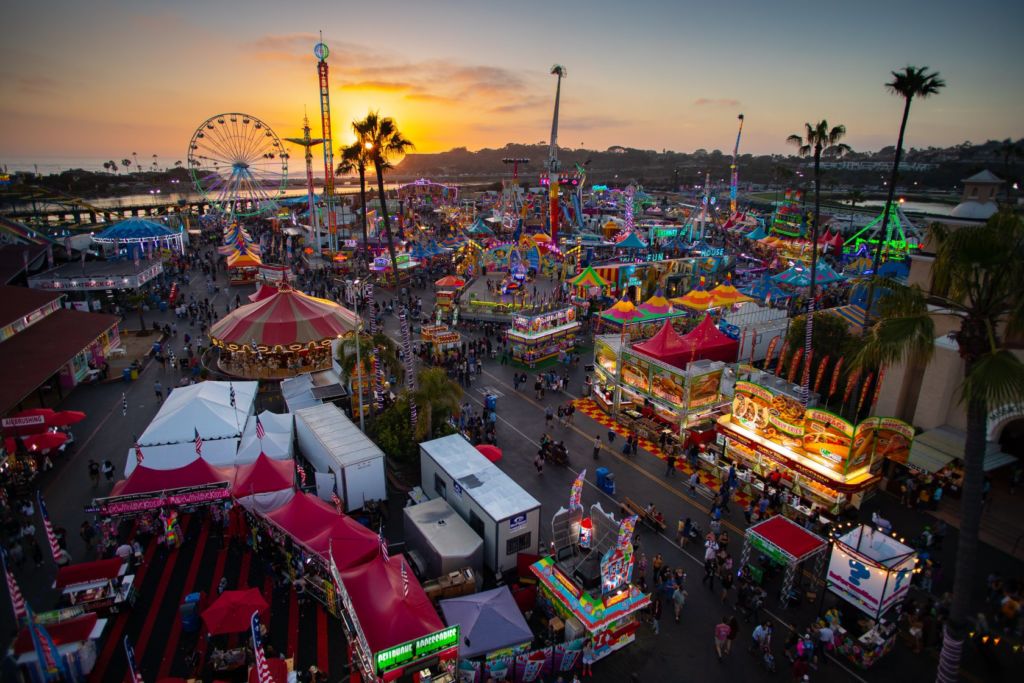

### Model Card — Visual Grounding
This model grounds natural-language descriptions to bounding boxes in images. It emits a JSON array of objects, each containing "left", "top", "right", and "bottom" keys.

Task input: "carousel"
[{"left": 209, "top": 283, "right": 358, "bottom": 379}]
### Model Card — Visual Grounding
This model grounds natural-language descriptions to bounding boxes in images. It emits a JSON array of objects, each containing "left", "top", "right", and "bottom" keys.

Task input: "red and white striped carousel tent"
[{"left": 209, "top": 283, "right": 358, "bottom": 351}]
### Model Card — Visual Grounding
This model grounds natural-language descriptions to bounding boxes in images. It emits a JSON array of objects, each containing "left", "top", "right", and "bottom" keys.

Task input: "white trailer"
[
  {"left": 294, "top": 403, "right": 386, "bottom": 512},
  {"left": 420, "top": 434, "right": 541, "bottom": 574},
  {"left": 724, "top": 303, "right": 789, "bottom": 363}
]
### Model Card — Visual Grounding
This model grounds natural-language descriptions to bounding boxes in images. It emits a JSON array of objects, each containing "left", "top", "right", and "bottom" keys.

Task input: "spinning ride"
[{"left": 188, "top": 113, "right": 288, "bottom": 217}]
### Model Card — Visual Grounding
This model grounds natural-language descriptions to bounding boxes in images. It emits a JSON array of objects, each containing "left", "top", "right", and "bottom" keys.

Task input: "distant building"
[{"left": 949, "top": 169, "right": 1002, "bottom": 220}]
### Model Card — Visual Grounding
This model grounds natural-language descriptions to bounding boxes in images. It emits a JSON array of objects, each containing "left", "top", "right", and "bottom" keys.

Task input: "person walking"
[
  {"left": 101, "top": 459, "right": 115, "bottom": 483},
  {"left": 581, "top": 640, "right": 594, "bottom": 677},
  {"left": 545, "top": 405, "right": 554, "bottom": 428},
  {"left": 88, "top": 459, "right": 100, "bottom": 488},
  {"left": 665, "top": 452, "right": 677, "bottom": 478},
  {"left": 725, "top": 616, "right": 740, "bottom": 655},
  {"left": 672, "top": 582, "right": 688, "bottom": 623},
  {"left": 593, "top": 435, "right": 601, "bottom": 461},
  {"left": 714, "top": 617, "right": 731, "bottom": 661},
  {"left": 650, "top": 595, "right": 662, "bottom": 635},
  {"left": 533, "top": 454, "right": 544, "bottom": 475},
  {"left": 154, "top": 380, "right": 164, "bottom": 403}
]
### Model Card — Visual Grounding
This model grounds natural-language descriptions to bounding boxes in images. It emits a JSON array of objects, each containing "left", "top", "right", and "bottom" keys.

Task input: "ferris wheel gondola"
[{"left": 187, "top": 112, "right": 288, "bottom": 217}]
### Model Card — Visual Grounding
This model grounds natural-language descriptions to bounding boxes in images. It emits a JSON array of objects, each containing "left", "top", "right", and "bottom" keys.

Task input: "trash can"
[
  {"left": 130, "top": 369, "right": 139, "bottom": 380},
  {"left": 485, "top": 394, "right": 497, "bottom": 412},
  {"left": 596, "top": 467, "right": 615, "bottom": 495},
  {"left": 180, "top": 592, "right": 202, "bottom": 633},
  {"left": 159, "top": 301, "right": 168, "bottom": 313},
  {"left": 122, "top": 368, "right": 132, "bottom": 383}
]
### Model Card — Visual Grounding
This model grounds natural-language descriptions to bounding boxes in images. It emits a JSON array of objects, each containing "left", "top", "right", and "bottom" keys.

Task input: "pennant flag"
[
  {"left": 569, "top": 470, "right": 586, "bottom": 510},
  {"left": 762, "top": 335, "right": 780, "bottom": 371},
  {"left": 194, "top": 428, "right": 203, "bottom": 456},
  {"left": 773, "top": 339, "right": 790, "bottom": 374},
  {"left": 255, "top": 414, "right": 265, "bottom": 440},
  {"left": 251, "top": 611, "right": 273, "bottom": 683},
  {"left": 813, "top": 355, "right": 831, "bottom": 395},
  {"left": 124, "top": 635, "right": 145, "bottom": 683},
  {"left": 856, "top": 372, "right": 875, "bottom": 415},
  {"left": 122, "top": 392, "right": 128, "bottom": 417},
  {"left": 229, "top": 383, "right": 236, "bottom": 408},
  {"left": 400, "top": 558, "right": 409, "bottom": 597},
  {"left": 843, "top": 368, "right": 863, "bottom": 404},
  {"left": 828, "top": 357, "right": 845, "bottom": 399},
  {"left": 36, "top": 491, "right": 61, "bottom": 564},
  {"left": 134, "top": 442, "right": 144, "bottom": 466},
  {"left": 786, "top": 347, "right": 804, "bottom": 384},
  {"left": 2, "top": 551, "right": 27, "bottom": 624},
  {"left": 871, "top": 367, "right": 887, "bottom": 410},
  {"left": 331, "top": 491, "right": 342, "bottom": 513},
  {"left": 379, "top": 532, "right": 390, "bottom": 562}
]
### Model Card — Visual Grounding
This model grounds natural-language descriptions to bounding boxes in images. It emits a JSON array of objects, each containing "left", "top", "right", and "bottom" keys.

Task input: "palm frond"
[
  {"left": 854, "top": 311, "right": 935, "bottom": 369},
  {"left": 961, "top": 349, "right": 1024, "bottom": 406}
]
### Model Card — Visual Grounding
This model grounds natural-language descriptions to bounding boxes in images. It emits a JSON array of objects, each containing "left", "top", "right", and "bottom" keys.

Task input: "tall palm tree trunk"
[
  {"left": 358, "top": 164, "right": 369, "bottom": 254},
  {"left": 937, "top": 390, "right": 988, "bottom": 682},
  {"left": 802, "top": 151, "right": 822, "bottom": 403},
  {"left": 863, "top": 96, "right": 913, "bottom": 329},
  {"left": 374, "top": 167, "right": 402, "bottom": 292}
]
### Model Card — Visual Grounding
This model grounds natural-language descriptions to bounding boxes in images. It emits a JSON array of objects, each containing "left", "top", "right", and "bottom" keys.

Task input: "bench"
[{"left": 622, "top": 497, "right": 667, "bottom": 533}]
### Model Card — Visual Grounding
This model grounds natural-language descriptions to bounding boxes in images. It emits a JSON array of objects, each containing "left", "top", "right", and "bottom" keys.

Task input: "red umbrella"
[
  {"left": 19, "top": 432, "right": 68, "bottom": 454},
  {"left": 46, "top": 411, "right": 87, "bottom": 428},
  {"left": 5, "top": 409, "right": 56, "bottom": 435},
  {"left": 475, "top": 444, "right": 503, "bottom": 463},
  {"left": 201, "top": 588, "right": 269, "bottom": 635}
]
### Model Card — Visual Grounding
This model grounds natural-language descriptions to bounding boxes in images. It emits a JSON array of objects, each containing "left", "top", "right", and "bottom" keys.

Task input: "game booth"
[
  {"left": 506, "top": 306, "right": 580, "bottom": 367},
  {"left": 56, "top": 558, "right": 136, "bottom": 616},
  {"left": 434, "top": 275, "right": 466, "bottom": 318},
  {"left": 714, "top": 373, "right": 915, "bottom": 515},
  {"left": 824, "top": 523, "right": 917, "bottom": 669},
  {"left": 11, "top": 612, "right": 103, "bottom": 683},
  {"left": 529, "top": 475, "right": 650, "bottom": 666},
  {"left": 739, "top": 515, "right": 828, "bottom": 605}
]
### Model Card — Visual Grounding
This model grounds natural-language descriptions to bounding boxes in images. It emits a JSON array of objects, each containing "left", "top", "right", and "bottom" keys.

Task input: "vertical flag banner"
[
  {"left": 568, "top": 469, "right": 586, "bottom": 510},
  {"left": 255, "top": 414, "right": 265, "bottom": 440},
  {"left": 856, "top": 371, "right": 875, "bottom": 416},
  {"left": 379, "top": 533, "right": 390, "bottom": 562},
  {"left": 400, "top": 558, "right": 409, "bottom": 597},
  {"left": 843, "top": 368, "right": 863, "bottom": 404},
  {"left": 773, "top": 339, "right": 790, "bottom": 374},
  {"left": 36, "top": 491, "right": 61, "bottom": 564},
  {"left": 296, "top": 464, "right": 306, "bottom": 487},
  {"left": 134, "top": 443, "right": 144, "bottom": 466},
  {"left": 762, "top": 335, "right": 780, "bottom": 371},
  {"left": 828, "top": 357, "right": 845, "bottom": 399},
  {"left": 28, "top": 605, "right": 69, "bottom": 680},
  {"left": 813, "top": 355, "right": 831, "bottom": 395},
  {"left": 2, "top": 551, "right": 27, "bottom": 624},
  {"left": 194, "top": 428, "right": 203, "bottom": 456},
  {"left": 786, "top": 347, "right": 804, "bottom": 384},
  {"left": 122, "top": 392, "right": 128, "bottom": 417},
  {"left": 871, "top": 367, "right": 887, "bottom": 410},
  {"left": 800, "top": 348, "right": 814, "bottom": 390},
  {"left": 251, "top": 611, "right": 272, "bottom": 683}
]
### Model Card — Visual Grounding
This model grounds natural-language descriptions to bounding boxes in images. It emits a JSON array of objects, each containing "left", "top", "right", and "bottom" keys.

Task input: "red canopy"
[
  {"left": 201, "top": 588, "right": 269, "bottom": 635},
  {"left": 263, "top": 493, "right": 379, "bottom": 563},
  {"left": 14, "top": 613, "right": 98, "bottom": 655},
  {"left": 339, "top": 555, "right": 444, "bottom": 655},
  {"left": 632, "top": 315, "right": 739, "bottom": 368},
  {"left": 748, "top": 515, "right": 827, "bottom": 563},
  {"left": 475, "top": 444, "right": 502, "bottom": 463},
  {"left": 111, "top": 458, "right": 231, "bottom": 497},
  {"left": 232, "top": 453, "right": 294, "bottom": 498},
  {"left": 5, "top": 431, "right": 68, "bottom": 455},
  {"left": 6, "top": 408, "right": 86, "bottom": 435},
  {"left": 248, "top": 283, "right": 279, "bottom": 302},
  {"left": 434, "top": 275, "right": 466, "bottom": 289},
  {"left": 56, "top": 558, "right": 125, "bottom": 589},
  {"left": 209, "top": 283, "right": 358, "bottom": 348}
]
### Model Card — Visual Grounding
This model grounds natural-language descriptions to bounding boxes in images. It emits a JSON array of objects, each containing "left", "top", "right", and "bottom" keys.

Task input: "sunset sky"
[{"left": 1, "top": 0, "right": 1021, "bottom": 169}]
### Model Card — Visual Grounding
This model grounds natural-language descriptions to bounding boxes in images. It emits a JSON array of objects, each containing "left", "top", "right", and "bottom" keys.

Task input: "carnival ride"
[
  {"left": 729, "top": 114, "right": 745, "bottom": 213},
  {"left": 313, "top": 38, "right": 339, "bottom": 250},
  {"left": 284, "top": 114, "right": 325, "bottom": 251},
  {"left": 545, "top": 64, "right": 566, "bottom": 242},
  {"left": 187, "top": 113, "right": 288, "bottom": 217}
]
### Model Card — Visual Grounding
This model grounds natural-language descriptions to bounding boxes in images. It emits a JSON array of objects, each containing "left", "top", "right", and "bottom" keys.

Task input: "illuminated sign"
[
  {"left": 551, "top": 566, "right": 582, "bottom": 599},
  {"left": 375, "top": 625, "right": 460, "bottom": 674}
]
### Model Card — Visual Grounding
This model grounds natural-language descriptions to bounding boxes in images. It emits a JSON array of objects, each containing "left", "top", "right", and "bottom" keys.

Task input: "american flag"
[
  {"left": 1, "top": 551, "right": 27, "bottom": 624},
  {"left": 124, "top": 635, "right": 145, "bottom": 683},
  {"left": 400, "top": 558, "right": 409, "bottom": 597},
  {"left": 229, "top": 383, "right": 236, "bottom": 408},
  {"left": 36, "top": 491, "right": 61, "bottom": 564},
  {"left": 28, "top": 606, "right": 65, "bottom": 678},
  {"left": 194, "top": 428, "right": 203, "bottom": 456},
  {"left": 330, "top": 491, "right": 342, "bottom": 513},
  {"left": 255, "top": 414, "right": 265, "bottom": 440},
  {"left": 379, "top": 532, "right": 389, "bottom": 562},
  {"left": 251, "top": 611, "right": 273, "bottom": 683},
  {"left": 134, "top": 443, "right": 144, "bottom": 466}
]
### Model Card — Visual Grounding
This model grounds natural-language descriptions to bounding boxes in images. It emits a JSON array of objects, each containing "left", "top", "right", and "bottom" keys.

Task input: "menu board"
[
  {"left": 732, "top": 381, "right": 805, "bottom": 449},
  {"left": 650, "top": 363, "right": 686, "bottom": 406},
  {"left": 802, "top": 409, "right": 855, "bottom": 474},
  {"left": 595, "top": 339, "right": 619, "bottom": 376},
  {"left": 620, "top": 351, "right": 650, "bottom": 392},
  {"left": 687, "top": 369, "right": 723, "bottom": 409}
]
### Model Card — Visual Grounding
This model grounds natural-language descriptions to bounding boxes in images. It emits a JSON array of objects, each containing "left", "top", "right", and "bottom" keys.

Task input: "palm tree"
[
  {"left": 121, "top": 158, "right": 131, "bottom": 173},
  {"left": 854, "top": 211, "right": 1024, "bottom": 683},
  {"left": 336, "top": 138, "right": 372, "bottom": 251},
  {"left": 786, "top": 121, "right": 851, "bottom": 402},
  {"left": 132, "top": 152, "right": 139, "bottom": 174},
  {"left": 102, "top": 161, "right": 114, "bottom": 174},
  {"left": 335, "top": 331, "right": 403, "bottom": 389},
  {"left": 357, "top": 112, "right": 414, "bottom": 293},
  {"left": 411, "top": 367, "right": 462, "bottom": 441},
  {"left": 863, "top": 66, "right": 945, "bottom": 325}
]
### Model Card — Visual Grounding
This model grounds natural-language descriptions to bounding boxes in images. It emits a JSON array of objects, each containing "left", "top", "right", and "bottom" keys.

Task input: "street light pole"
[{"left": 353, "top": 279, "right": 365, "bottom": 432}]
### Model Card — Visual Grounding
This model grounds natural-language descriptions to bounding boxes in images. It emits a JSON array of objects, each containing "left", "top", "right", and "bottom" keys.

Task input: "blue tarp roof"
[
  {"left": 466, "top": 218, "right": 494, "bottom": 236},
  {"left": 740, "top": 275, "right": 794, "bottom": 301},
  {"left": 771, "top": 260, "right": 844, "bottom": 287},
  {"left": 439, "top": 587, "right": 533, "bottom": 658},
  {"left": 94, "top": 217, "right": 175, "bottom": 241},
  {"left": 615, "top": 232, "right": 648, "bottom": 249},
  {"left": 745, "top": 226, "right": 767, "bottom": 240}
]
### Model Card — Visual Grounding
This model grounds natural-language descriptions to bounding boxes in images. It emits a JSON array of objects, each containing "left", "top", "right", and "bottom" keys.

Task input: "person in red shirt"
[
  {"left": 791, "top": 655, "right": 810, "bottom": 681},
  {"left": 714, "top": 617, "right": 731, "bottom": 660}
]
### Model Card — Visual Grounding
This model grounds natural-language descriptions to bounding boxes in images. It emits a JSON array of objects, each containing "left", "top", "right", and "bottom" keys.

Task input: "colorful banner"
[
  {"left": 615, "top": 515, "right": 637, "bottom": 549},
  {"left": 828, "top": 357, "right": 845, "bottom": 398},
  {"left": 802, "top": 409, "right": 855, "bottom": 474},
  {"left": 515, "top": 648, "right": 551, "bottom": 682},
  {"left": 856, "top": 372, "right": 875, "bottom": 415},
  {"left": 569, "top": 469, "right": 586, "bottom": 511},
  {"left": 873, "top": 418, "right": 914, "bottom": 466},
  {"left": 772, "top": 339, "right": 789, "bottom": 374},
  {"left": 813, "top": 355, "right": 830, "bottom": 395},
  {"left": 843, "top": 368, "right": 862, "bottom": 404},
  {"left": 687, "top": 369, "right": 723, "bottom": 409},
  {"left": 786, "top": 347, "right": 804, "bottom": 384},
  {"left": 732, "top": 381, "right": 805, "bottom": 446}
]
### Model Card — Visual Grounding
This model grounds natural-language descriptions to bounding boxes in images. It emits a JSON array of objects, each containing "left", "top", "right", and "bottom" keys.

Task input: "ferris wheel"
[{"left": 187, "top": 112, "right": 288, "bottom": 217}]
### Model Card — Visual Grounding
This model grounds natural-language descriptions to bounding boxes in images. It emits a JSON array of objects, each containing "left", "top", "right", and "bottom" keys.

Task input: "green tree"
[
  {"left": 786, "top": 121, "right": 851, "bottom": 402},
  {"left": 863, "top": 66, "right": 945, "bottom": 325},
  {"left": 335, "top": 331, "right": 403, "bottom": 392},
  {"left": 356, "top": 112, "right": 414, "bottom": 293},
  {"left": 411, "top": 367, "right": 463, "bottom": 441},
  {"left": 371, "top": 395, "right": 419, "bottom": 463},
  {"left": 854, "top": 211, "right": 1024, "bottom": 683},
  {"left": 336, "top": 136, "right": 373, "bottom": 251}
]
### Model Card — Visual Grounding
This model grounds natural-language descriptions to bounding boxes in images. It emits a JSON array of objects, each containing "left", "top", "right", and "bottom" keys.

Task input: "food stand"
[
  {"left": 434, "top": 276, "right": 466, "bottom": 318},
  {"left": 56, "top": 558, "right": 135, "bottom": 615},
  {"left": 739, "top": 516, "right": 827, "bottom": 605},
  {"left": 421, "top": 324, "right": 461, "bottom": 351},
  {"left": 714, "top": 375, "right": 914, "bottom": 515},
  {"left": 825, "top": 524, "right": 917, "bottom": 669},
  {"left": 507, "top": 307, "right": 580, "bottom": 366}
]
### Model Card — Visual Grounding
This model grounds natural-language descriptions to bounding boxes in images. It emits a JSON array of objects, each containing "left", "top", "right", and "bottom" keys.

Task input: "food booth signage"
[
  {"left": 375, "top": 625, "right": 460, "bottom": 675},
  {"left": 94, "top": 483, "right": 231, "bottom": 516}
]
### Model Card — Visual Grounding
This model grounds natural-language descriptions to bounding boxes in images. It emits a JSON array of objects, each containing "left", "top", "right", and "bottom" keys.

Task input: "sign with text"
[
  {"left": 375, "top": 625, "right": 460, "bottom": 674},
  {"left": 802, "top": 409, "right": 855, "bottom": 474}
]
